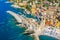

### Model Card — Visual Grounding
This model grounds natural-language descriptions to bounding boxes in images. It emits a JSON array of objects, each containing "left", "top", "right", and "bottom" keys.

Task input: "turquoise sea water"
[
  {"left": 39, "top": 35, "right": 58, "bottom": 40},
  {"left": 0, "top": 0, "right": 58, "bottom": 40},
  {"left": 0, "top": 0, "right": 33, "bottom": 40}
]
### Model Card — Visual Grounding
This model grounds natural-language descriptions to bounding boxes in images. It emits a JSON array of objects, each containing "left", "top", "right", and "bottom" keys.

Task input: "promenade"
[{"left": 6, "top": 10, "right": 60, "bottom": 40}]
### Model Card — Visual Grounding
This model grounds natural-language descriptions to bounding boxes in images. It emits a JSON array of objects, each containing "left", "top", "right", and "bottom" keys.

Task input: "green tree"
[
  {"left": 26, "top": 4, "right": 31, "bottom": 11},
  {"left": 47, "top": 0, "right": 53, "bottom": 2},
  {"left": 28, "top": 0, "right": 36, "bottom": 3},
  {"left": 58, "top": 3, "right": 60, "bottom": 7}
]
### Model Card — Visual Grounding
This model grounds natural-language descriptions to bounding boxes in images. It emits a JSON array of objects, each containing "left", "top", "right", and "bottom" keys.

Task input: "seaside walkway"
[
  {"left": 6, "top": 10, "right": 60, "bottom": 40},
  {"left": 6, "top": 10, "right": 40, "bottom": 40},
  {"left": 7, "top": 11, "right": 22, "bottom": 23}
]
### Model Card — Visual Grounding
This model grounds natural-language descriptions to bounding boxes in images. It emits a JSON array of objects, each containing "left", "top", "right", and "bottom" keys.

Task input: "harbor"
[
  {"left": 6, "top": 0, "right": 60, "bottom": 40},
  {"left": 7, "top": 10, "right": 60, "bottom": 40},
  {"left": 0, "top": 0, "right": 60, "bottom": 40}
]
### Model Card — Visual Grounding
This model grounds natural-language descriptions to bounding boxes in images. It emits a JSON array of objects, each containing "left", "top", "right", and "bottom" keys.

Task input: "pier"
[{"left": 6, "top": 10, "right": 60, "bottom": 40}]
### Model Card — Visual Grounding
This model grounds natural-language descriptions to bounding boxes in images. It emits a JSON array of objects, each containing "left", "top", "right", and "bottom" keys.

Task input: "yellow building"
[
  {"left": 31, "top": 4, "right": 36, "bottom": 15},
  {"left": 55, "top": 21, "right": 60, "bottom": 27}
]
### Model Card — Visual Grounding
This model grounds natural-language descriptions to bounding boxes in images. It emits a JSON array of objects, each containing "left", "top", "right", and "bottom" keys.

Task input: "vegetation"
[
  {"left": 8, "top": 0, "right": 60, "bottom": 13},
  {"left": 59, "top": 3, "right": 60, "bottom": 7},
  {"left": 26, "top": 4, "right": 31, "bottom": 11}
]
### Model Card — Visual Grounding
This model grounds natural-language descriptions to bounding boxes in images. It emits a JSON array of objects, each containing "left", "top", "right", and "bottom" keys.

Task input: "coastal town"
[{"left": 6, "top": 0, "right": 60, "bottom": 40}]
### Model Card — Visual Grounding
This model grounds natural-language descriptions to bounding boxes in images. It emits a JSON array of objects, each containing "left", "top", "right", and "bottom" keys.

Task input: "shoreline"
[
  {"left": 6, "top": 10, "right": 60, "bottom": 40},
  {"left": 6, "top": 10, "right": 40, "bottom": 40}
]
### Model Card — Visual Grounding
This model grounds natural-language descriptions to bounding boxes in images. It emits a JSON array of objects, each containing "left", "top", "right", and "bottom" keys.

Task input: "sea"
[{"left": 0, "top": 0, "right": 58, "bottom": 40}]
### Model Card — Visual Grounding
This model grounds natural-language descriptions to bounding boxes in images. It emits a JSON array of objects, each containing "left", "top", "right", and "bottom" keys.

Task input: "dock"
[{"left": 6, "top": 10, "right": 60, "bottom": 40}]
